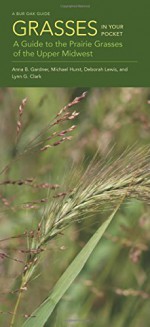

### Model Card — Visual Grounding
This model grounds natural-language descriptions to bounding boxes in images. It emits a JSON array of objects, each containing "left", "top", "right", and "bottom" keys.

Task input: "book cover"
[{"left": 0, "top": 1, "right": 150, "bottom": 326}]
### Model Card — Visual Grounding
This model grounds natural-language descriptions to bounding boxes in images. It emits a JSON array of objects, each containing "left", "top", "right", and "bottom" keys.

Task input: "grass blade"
[{"left": 22, "top": 202, "right": 122, "bottom": 327}]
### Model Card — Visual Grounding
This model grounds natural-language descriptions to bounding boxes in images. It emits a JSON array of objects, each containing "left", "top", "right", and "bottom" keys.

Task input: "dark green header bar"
[{"left": 0, "top": 0, "right": 150, "bottom": 86}]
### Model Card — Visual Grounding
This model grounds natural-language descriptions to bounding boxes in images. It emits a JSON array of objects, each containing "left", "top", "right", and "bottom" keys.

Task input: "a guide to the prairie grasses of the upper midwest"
[{"left": 0, "top": 1, "right": 150, "bottom": 327}]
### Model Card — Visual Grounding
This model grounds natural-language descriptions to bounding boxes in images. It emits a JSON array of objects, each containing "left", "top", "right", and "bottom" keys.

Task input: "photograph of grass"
[{"left": 0, "top": 88, "right": 150, "bottom": 327}]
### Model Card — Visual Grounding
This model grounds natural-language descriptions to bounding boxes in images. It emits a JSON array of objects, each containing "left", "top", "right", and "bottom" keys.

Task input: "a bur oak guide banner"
[{"left": 0, "top": 0, "right": 150, "bottom": 87}]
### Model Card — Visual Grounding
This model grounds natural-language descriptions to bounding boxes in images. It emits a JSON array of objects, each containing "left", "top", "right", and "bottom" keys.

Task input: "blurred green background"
[{"left": 0, "top": 87, "right": 150, "bottom": 327}]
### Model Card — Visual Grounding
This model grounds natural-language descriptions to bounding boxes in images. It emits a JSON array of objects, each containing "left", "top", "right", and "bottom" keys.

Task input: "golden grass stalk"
[
  {"left": 9, "top": 145, "right": 150, "bottom": 326},
  {"left": 22, "top": 146, "right": 150, "bottom": 283}
]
